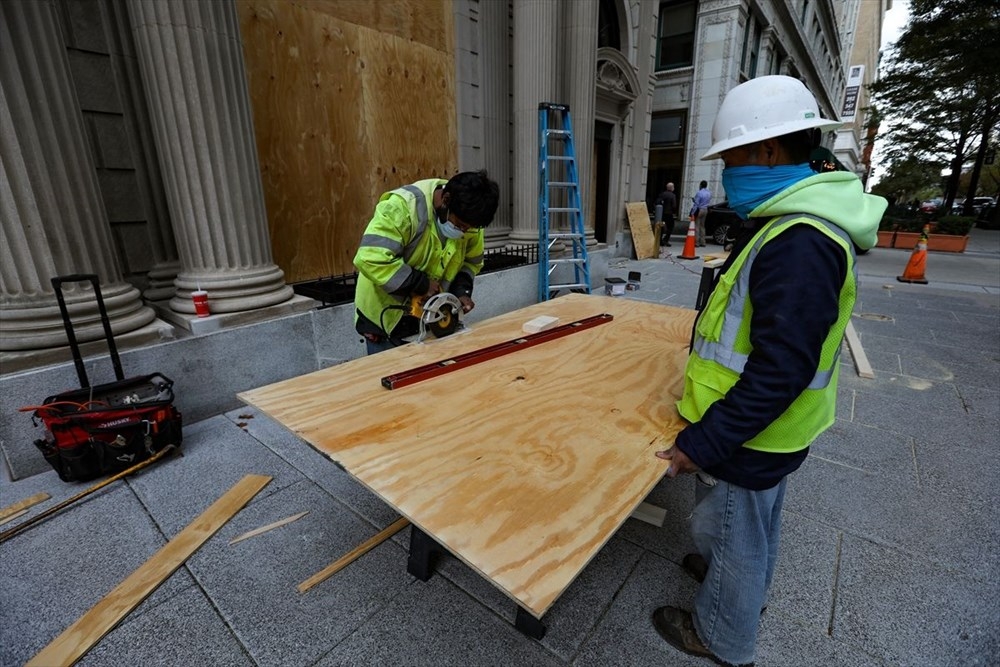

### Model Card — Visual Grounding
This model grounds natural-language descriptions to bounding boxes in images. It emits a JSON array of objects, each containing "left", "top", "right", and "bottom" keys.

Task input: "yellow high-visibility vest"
[{"left": 676, "top": 214, "right": 857, "bottom": 453}]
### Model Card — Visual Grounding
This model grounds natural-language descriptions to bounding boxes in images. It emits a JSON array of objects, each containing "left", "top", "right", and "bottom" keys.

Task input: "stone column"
[
  {"left": 564, "top": 0, "right": 599, "bottom": 245},
  {"left": 479, "top": 0, "right": 512, "bottom": 248},
  {"left": 510, "top": 0, "right": 558, "bottom": 244},
  {"left": 126, "top": 0, "right": 292, "bottom": 315},
  {"left": 106, "top": 0, "right": 181, "bottom": 301},
  {"left": 0, "top": 0, "right": 155, "bottom": 352}
]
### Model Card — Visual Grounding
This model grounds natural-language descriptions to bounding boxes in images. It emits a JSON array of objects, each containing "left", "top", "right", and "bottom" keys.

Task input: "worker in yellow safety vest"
[
  {"left": 650, "top": 76, "right": 886, "bottom": 666},
  {"left": 353, "top": 170, "right": 499, "bottom": 354}
]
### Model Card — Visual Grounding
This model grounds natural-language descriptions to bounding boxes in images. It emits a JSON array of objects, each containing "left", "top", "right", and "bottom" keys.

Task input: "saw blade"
[{"left": 428, "top": 304, "right": 459, "bottom": 337}]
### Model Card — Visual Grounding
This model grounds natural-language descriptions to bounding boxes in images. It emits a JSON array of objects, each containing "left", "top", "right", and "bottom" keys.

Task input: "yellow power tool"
[{"left": 409, "top": 293, "right": 462, "bottom": 340}]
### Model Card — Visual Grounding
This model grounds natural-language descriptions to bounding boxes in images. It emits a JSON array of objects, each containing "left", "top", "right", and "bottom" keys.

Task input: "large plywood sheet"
[
  {"left": 626, "top": 202, "right": 657, "bottom": 259},
  {"left": 240, "top": 294, "right": 696, "bottom": 617},
  {"left": 238, "top": 0, "right": 456, "bottom": 283}
]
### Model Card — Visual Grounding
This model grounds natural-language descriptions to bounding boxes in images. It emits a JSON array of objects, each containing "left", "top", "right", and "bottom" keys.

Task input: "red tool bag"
[{"left": 21, "top": 275, "right": 183, "bottom": 482}]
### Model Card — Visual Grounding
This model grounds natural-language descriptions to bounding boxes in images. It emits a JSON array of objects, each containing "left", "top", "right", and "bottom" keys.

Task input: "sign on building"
[{"left": 841, "top": 65, "right": 865, "bottom": 122}]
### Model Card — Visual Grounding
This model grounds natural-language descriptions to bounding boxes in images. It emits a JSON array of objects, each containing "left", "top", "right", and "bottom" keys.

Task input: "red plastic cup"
[{"left": 191, "top": 290, "right": 210, "bottom": 318}]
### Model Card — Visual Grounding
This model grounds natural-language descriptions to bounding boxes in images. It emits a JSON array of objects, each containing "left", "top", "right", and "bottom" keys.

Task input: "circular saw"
[{"left": 416, "top": 293, "right": 462, "bottom": 340}]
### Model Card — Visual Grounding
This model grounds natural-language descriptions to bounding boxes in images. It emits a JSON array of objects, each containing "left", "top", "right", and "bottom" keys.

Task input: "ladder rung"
[
  {"left": 547, "top": 207, "right": 580, "bottom": 213},
  {"left": 549, "top": 233, "right": 584, "bottom": 239},
  {"left": 547, "top": 182, "right": 576, "bottom": 187},
  {"left": 549, "top": 283, "right": 590, "bottom": 290},
  {"left": 548, "top": 258, "right": 587, "bottom": 265},
  {"left": 546, "top": 129, "right": 571, "bottom": 136},
  {"left": 547, "top": 156, "right": 573, "bottom": 161}
]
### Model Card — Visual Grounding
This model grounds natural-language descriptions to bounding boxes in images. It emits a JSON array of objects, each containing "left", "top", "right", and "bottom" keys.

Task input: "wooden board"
[
  {"left": 626, "top": 202, "right": 657, "bottom": 259},
  {"left": 27, "top": 475, "right": 271, "bottom": 667},
  {"left": 0, "top": 492, "right": 49, "bottom": 521},
  {"left": 240, "top": 294, "right": 695, "bottom": 617},
  {"left": 237, "top": 0, "right": 457, "bottom": 283},
  {"left": 845, "top": 320, "right": 875, "bottom": 379}
]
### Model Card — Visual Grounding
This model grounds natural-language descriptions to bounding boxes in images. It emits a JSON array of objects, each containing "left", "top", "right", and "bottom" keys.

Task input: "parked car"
[
  {"left": 948, "top": 196, "right": 995, "bottom": 216},
  {"left": 971, "top": 197, "right": 995, "bottom": 215},
  {"left": 668, "top": 202, "right": 741, "bottom": 246},
  {"left": 920, "top": 198, "right": 943, "bottom": 214},
  {"left": 704, "top": 202, "right": 741, "bottom": 245}
]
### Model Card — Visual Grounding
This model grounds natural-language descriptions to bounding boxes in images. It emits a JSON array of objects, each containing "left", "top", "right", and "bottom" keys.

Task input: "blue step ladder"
[{"left": 538, "top": 103, "right": 591, "bottom": 302}]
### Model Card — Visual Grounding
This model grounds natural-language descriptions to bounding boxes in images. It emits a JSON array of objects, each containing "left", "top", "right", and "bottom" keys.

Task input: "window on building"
[
  {"left": 647, "top": 111, "right": 687, "bottom": 210},
  {"left": 650, "top": 112, "right": 685, "bottom": 147},
  {"left": 770, "top": 45, "right": 786, "bottom": 75},
  {"left": 598, "top": 0, "right": 621, "bottom": 50},
  {"left": 656, "top": 1, "right": 697, "bottom": 70},
  {"left": 740, "top": 16, "right": 763, "bottom": 80}
]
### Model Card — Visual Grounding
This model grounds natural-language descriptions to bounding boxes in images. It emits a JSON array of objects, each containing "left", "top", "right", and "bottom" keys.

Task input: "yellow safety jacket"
[
  {"left": 353, "top": 179, "right": 485, "bottom": 335},
  {"left": 676, "top": 214, "right": 857, "bottom": 453}
]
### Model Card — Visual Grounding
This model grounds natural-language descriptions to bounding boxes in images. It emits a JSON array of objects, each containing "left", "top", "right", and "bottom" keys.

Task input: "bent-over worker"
[
  {"left": 652, "top": 75, "right": 886, "bottom": 666},
  {"left": 353, "top": 170, "right": 500, "bottom": 355}
]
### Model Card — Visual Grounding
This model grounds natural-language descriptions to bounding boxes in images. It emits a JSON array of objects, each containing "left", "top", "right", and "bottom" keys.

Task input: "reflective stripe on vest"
[
  {"left": 692, "top": 214, "right": 857, "bottom": 390},
  {"left": 399, "top": 184, "right": 430, "bottom": 262}
]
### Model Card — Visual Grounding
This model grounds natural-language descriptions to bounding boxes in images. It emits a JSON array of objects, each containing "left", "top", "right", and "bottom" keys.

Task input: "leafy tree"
[
  {"left": 870, "top": 158, "right": 943, "bottom": 205},
  {"left": 870, "top": 0, "right": 1000, "bottom": 216}
]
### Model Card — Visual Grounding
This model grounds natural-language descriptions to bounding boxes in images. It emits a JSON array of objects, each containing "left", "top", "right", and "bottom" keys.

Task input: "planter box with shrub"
[{"left": 877, "top": 215, "right": 974, "bottom": 253}]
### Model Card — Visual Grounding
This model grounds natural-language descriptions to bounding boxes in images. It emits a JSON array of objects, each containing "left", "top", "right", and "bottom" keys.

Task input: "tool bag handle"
[{"left": 51, "top": 274, "right": 124, "bottom": 388}]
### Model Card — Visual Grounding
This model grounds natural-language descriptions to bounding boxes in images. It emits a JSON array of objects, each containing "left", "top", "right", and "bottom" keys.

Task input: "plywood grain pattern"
[
  {"left": 290, "top": 0, "right": 454, "bottom": 53},
  {"left": 238, "top": 0, "right": 456, "bottom": 283},
  {"left": 240, "top": 295, "right": 696, "bottom": 617},
  {"left": 359, "top": 28, "right": 458, "bottom": 193}
]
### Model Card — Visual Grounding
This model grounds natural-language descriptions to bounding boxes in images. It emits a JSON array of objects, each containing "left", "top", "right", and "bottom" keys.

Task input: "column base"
[
  {"left": 0, "top": 318, "right": 178, "bottom": 377},
  {"left": 148, "top": 294, "right": 317, "bottom": 335}
]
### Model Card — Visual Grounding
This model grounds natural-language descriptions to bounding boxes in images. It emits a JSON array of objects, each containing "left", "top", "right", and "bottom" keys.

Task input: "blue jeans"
[
  {"left": 364, "top": 337, "right": 401, "bottom": 355},
  {"left": 690, "top": 476, "right": 788, "bottom": 666}
]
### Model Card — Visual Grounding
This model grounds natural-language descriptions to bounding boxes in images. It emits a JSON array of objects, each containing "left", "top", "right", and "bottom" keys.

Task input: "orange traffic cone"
[
  {"left": 897, "top": 224, "right": 929, "bottom": 284},
  {"left": 679, "top": 215, "right": 699, "bottom": 260}
]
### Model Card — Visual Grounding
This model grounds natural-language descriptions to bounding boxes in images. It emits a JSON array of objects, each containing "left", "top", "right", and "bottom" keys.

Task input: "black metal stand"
[
  {"left": 695, "top": 265, "right": 716, "bottom": 312},
  {"left": 514, "top": 606, "right": 546, "bottom": 639},
  {"left": 406, "top": 526, "right": 442, "bottom": 581}
]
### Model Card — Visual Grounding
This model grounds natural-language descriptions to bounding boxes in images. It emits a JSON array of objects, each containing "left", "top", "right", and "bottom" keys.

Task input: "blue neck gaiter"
[{"left": 722, "top": 163, "right": 816, "bottom": 219}]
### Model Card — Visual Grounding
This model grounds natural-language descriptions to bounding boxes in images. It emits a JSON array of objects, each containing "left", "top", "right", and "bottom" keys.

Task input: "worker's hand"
[
  {"left": 458, "top": 295, "right": 475, "bottom": 313},
  {"left": 656, "top": 445, "right": 699, "bottom": 478},
  {"left": 425, "top": 280, "right": 441, "bottom": 297}
]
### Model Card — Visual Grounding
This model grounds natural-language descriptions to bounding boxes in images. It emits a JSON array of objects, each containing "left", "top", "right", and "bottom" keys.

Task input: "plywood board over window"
[{"left": 238, "top": 0, "right": 457, "bottom": 284}]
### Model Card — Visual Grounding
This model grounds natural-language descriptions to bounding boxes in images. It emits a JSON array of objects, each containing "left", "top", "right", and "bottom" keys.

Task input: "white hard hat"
[{"left": 701, "top": 75, "right": 843, "bottom": 160}]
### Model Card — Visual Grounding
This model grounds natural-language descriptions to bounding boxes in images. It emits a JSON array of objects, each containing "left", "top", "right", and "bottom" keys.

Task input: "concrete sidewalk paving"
[{"left": 2, "top": 232, "right": 998, "bottom": 666}]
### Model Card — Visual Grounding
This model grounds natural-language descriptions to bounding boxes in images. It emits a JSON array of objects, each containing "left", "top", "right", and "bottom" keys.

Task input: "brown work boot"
[
  {"left": 652, "top": 607, "right": 753, "bottom": 666},
  {"left": 682, "top": 553, "right": 708, "bottom": 583}
]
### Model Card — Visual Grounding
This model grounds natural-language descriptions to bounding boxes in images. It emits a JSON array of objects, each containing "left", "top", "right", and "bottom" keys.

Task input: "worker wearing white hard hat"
[{"left": 652, "top": 75, "right": 886, "bottom": 666}]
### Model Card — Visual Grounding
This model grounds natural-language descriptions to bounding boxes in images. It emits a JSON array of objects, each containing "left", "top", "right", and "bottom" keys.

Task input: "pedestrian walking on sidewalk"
[
  {"left": 690, "top": 180, "right": 712, "bottom": 247},
  {"left": 652, "top": 75, "right": 886, "bottom": 666},
  {"left": 655, "top": 182, "right": 678, "bottom": 246}
]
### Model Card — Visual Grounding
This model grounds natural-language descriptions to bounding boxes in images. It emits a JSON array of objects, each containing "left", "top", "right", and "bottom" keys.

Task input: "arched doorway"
[{"left": 593, "top": 47, "right": 639, "bottom": 244}]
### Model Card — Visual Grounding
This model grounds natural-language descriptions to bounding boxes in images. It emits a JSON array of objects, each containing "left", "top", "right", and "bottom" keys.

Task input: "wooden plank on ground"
[
  {"left": 845, "top": 320, "right": 875, "bottom": 379},
  {"left": 629, "top": 502, "right": 667, "bottom": 527},
  {"left": 240, "top": 294, "right": 696, "bottom": 617},
  {"left": 229, "top": 511, "right": 309, "bottom": 545},
  {"left": 0, "top": 509, "right": 28, "bottom": 526},
  {"left": 298, "top": 517, "right": 410, "bottom": 593},
  {"left": 0, "top": 492, "right": 49, "bottom": 521},
  {"left": 27, "top": 474, "right": 271, "bottom": 667},
  {"left": 626, "top": 202, "right": 657, "bottom": 259}
]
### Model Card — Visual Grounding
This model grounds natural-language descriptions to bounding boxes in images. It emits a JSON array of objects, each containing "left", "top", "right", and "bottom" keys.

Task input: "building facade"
[{"left": 1, "top": 0, "right": 883, "bottom": 361}]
